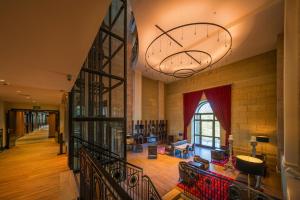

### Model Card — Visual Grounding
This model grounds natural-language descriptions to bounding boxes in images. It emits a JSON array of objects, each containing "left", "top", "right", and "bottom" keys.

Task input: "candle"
[{"left": 229, "top": 134, "right": 233, "bottom": 140}]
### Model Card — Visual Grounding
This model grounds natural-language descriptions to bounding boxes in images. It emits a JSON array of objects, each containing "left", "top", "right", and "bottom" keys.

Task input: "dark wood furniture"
[
  {"left": 132, "top": 120, "right": 168, "bottom": 144},
  {"left": 211, "top": 146, "right": 229, "bottom": 161},
  {"left": 132, "top": 144, "right": 143, "bottom": 153},
  {"left": 188, "top": 161, "right": 204, "bottom": 169},
  {"left": 181, "top": 145, "right": 190, "bottom": 158},
  {"left": 148, "top": 145, "right": 158, "bottom": 159},
  {"left": 235, "top": 155, "right": 265, "bottom": 189},
  {"left": 193, "top": 155, "right": 210, "bottom": 170}
]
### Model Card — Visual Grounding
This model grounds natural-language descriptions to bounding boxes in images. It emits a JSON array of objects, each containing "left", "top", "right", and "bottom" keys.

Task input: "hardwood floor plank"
[{"left": 0, "top": 129, "right": 77, "bottom": 200}]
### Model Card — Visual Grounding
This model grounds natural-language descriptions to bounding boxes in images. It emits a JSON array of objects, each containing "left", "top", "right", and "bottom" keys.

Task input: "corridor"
[{"left": 0, "top": 129, "right": 77, "bottom": 200}]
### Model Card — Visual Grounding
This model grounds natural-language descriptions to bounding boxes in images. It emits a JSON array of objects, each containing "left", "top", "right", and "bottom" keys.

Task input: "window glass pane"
[
  {"left": 195, "top": 136, "right": 200, "bottom": 145},
  {"left": 215, "top": 138, "right": 220, "bottom": 148},
  {"left": 201, "top": 114, "right": 213, "bottom": 120},
  {"left": 201, "top": 121, "right": 213, "bottom": 136},
  {"left": 194, "top": 121, "right": 200, "bottom": 135},
  {"left": 198, "top": 102, "right": 213, "bottom": 113},
  {"left": 215, "top": 121, "right": 220, "bottom": 137},
  {"left": 201, "top": 136, "right": 213, "bottom": 147},
  {"left": 195, "top": 114, "right": 201, "bottom": 120}
]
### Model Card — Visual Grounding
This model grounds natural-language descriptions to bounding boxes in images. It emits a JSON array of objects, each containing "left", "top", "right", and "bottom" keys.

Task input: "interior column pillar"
[
  {"left": 158, "top": 81, "right": 165, "bottom": 120},
  {"left": 282, "top": 0, "right": 300, "bottom": 199},
  {"left": 133, "top": 69, "right": 142, "bottom": 120}
]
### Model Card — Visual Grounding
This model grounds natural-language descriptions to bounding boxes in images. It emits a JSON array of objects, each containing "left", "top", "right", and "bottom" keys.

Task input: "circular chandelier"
[{"left": 145, "top": 22, "right": 232, "bottom": 78}]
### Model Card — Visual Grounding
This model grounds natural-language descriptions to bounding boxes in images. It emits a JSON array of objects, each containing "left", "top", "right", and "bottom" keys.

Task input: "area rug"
[
  {"left": 177, "top": 170, "right": 233, "bottom": 200},
  {"left": 211, "top": 157, "right": 236, "bottom": 167}
]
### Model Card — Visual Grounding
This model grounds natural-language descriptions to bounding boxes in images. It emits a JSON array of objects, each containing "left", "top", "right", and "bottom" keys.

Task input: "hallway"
[{"left": 0, "top": 129, "right": 77, "bottom": 200}]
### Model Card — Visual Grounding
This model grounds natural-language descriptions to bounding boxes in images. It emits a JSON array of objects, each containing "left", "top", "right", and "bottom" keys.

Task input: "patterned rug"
[
  {"left": 177, "top": 170, "right": 233, "bottom": 200},
  {"left": 211, "top": 156, "right": 236, "bottom": 167}
]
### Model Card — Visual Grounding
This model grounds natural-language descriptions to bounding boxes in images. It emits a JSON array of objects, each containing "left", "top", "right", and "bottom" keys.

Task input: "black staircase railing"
[
  {"left": 80, "top": 148, "right": 131, "bottom": 200},
  {"left": 179, "top": 162, "right": 279, "bottom": 200},
  {"left": 79, "top": 146, "right": 162, "bottom": 200},
  {"left": 142, "top": 175, "right": 162, "bottom": 200}
]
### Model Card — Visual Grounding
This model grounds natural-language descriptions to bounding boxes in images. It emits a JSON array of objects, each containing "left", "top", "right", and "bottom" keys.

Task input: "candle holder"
[
  {"left": 250, "top": 136, "right": 257, "bottom": 157},
  {"left": 224, "top": 135, "right": 234, "bottom": 171}
]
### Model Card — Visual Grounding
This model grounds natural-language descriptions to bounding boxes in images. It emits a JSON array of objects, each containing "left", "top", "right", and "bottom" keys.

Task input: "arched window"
[{"left": 192, "top": 100, "right": 221, "bottom": 148}]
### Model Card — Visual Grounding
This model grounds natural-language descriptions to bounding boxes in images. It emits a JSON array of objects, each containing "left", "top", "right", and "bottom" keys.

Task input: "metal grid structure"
[{"left": 69, "top": 0, "right": 127, "bottom": 171}]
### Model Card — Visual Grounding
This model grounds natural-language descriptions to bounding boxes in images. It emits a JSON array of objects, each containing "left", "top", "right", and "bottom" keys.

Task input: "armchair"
[
  {"left": 211, "top": 146, "right": 229, "bottom": 161},
  {"left": 165, "top": 144, "right": 175, "bottom": 156},
  {"left": 193, "top": 155, "right": 210, "bottom": 170}
]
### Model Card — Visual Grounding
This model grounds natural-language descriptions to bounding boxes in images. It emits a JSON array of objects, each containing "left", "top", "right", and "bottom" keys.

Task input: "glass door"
[
  {"left": 194, "top": 114, "right": 201, "bottom": 146},
  {"left": 192, "top": 101, "right": 221, "bottom": 149},
  {"left": 200, "top": 120, "right": 213, "bottom": 147}
]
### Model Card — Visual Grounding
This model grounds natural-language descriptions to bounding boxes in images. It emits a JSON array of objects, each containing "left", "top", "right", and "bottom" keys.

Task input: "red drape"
[
  {"left": 183, "top": 90, "right": 203, "bottom": 139},
  {"left": 204, "top": 85, "right": 231, "bottom": 146}
]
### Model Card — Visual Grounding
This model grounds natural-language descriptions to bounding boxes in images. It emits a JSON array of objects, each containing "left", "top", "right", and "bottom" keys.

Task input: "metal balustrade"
[
  {"left": 179, "top": 162, "right": 279, "bottom": 200},
  {"left": 79, "top": 147, "right": 162, "bottom": 200}
]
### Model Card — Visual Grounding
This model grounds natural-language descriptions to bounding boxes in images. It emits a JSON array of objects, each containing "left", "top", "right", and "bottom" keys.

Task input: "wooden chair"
[
  {"left": 193, "top": 155, "right": 210, "bottom": 170},
  {"left": 189, "top": 143, "right": 195, "bottom": 155}
]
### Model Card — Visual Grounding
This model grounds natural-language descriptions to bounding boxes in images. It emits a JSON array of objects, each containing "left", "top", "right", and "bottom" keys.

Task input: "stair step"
[{"left": 162, "top": 187, "right": 182, "bottom": 200}]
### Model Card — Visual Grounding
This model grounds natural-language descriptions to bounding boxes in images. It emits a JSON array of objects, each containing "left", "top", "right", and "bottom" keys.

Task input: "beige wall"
[
  {"left": 166, "top": 51, "right": 277, "bottom": 171},
  {"left": 142, "top": 76, "right": 159, "bottom": 120}
]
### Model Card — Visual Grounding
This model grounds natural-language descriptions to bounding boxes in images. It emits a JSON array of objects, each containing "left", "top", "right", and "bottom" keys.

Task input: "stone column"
[
  {"left": 158, "top": 81, "right": 165, "bottom": 120},
  {"left": 133, "top": 70, "right": 142, "bottom": 120},
  {"left": 282, "top": 0, "right": 300, "bottom": 199}
]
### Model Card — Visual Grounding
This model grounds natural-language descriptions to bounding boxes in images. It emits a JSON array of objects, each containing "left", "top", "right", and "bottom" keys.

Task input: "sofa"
[
  {"left": 178, "top": 161, "right": 198, "bottom": 186},
  {"left": 193, "top": 155, "right": 210, "bottom": 170},
  {"left": 211, "top": 146, "right": 229, "bottom": 161}
]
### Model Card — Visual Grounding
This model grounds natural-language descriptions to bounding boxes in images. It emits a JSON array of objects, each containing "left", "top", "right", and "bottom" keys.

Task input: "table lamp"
[{"left": 224, "top": 134, "right": 234, "bottom": 170}]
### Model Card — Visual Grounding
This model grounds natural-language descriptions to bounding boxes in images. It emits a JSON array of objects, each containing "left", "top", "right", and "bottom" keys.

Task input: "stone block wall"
[
  {"left": 142, "top": 76, "right": 159, "bottom": 120},
  {"left": 165, "top": 51, "right": 278, "bottom": 171}
]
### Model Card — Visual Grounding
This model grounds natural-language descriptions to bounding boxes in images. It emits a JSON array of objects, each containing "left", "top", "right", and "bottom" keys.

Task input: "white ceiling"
[
  {"left": 0, "top": 0, "right": 111, "bottom": 105},
  {"left": 130, "top": 0, "right": 284, "bottom": 82}
]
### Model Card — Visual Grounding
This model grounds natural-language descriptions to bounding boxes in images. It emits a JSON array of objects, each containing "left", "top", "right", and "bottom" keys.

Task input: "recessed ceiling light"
[
  {"left": 26, "top": 96, "right": 31, "bottom": 99},
  {"left": 0, "top": 79, "right": 5, "bottom": 82},
  {"left": 16, "top": 90, "right": 21, "bottom": 93},
  {"left": 32, "top": 100, "right": 36, "bottom": 103}
]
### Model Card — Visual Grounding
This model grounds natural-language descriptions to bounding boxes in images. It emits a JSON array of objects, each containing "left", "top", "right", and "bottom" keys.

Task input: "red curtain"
[
  {"left": 204, "top": 85, "right": 231, "bottom": 146},
  {"left": 183, "top": 90, "right": 203, "bottom": 139}
]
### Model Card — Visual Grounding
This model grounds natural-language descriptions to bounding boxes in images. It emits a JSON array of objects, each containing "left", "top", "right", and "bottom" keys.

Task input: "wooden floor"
[
  {"left": 0, "top": 128, "right": 78, "bottom": 200},
  {"left": 127, "top": 144, "right": 282, "bottom": 198}
]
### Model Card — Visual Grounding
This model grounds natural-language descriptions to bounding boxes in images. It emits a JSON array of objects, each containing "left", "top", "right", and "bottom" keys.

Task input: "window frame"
[{"left": 193, "top": 101, "right": 220, "bottom": 149}]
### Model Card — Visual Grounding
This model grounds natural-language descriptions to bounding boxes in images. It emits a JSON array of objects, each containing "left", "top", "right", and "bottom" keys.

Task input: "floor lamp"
[
  {"left": 250, "top": 136, "right": 257, "bottom": 157},
  {"left": 224, "top": 134, "right": 234, "bottom": 171}
]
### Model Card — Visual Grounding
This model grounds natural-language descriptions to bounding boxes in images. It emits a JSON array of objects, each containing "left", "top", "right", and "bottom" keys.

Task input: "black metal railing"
[
  {"left": 80, "top": 148, "right": 131, "bottom": 200},
  {"left": 178, "top": 162, "right": 278, "bottom": 200},
  {"left": 142, "top": 175, "right": 162, "bottom": 200},
  {"left": 79, "top": 146, "right": 162, "bottom": 200}
]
